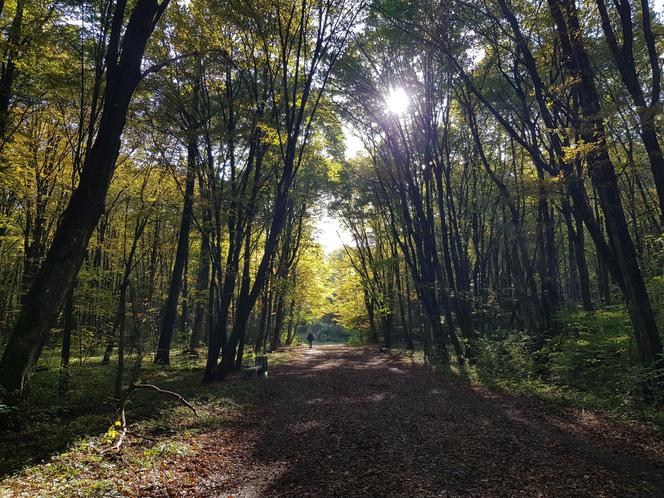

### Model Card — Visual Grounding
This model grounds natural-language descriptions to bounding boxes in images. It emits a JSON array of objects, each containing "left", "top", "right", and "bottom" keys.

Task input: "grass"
[{"left": 0, "top": 344, "right": 292, "bottom": 496}]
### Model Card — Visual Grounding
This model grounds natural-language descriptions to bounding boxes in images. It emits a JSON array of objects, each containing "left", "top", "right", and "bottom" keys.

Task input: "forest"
[{"left": 1, "top": 0, "right": 664, "bottom": 496}]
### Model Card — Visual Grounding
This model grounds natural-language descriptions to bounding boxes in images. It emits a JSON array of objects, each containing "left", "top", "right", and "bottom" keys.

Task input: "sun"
[{"left": 385, "top": 87, "right": 409, "bottom": 115}]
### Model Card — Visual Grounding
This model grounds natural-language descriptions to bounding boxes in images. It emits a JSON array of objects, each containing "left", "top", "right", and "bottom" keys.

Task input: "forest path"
[{"left": 218, "top": 345, "right": 664, "bottom": 498}]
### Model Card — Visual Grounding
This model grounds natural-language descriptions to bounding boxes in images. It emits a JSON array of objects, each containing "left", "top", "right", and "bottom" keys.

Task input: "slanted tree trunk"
[
  {"left": 549, "top": 0, "right": 663, "bottom": 373},
  {"left": 0, "top": 0, "right": 24, "bottom": 149},
  {"left": 595, "top": 0, "right": 664, "bottom": 226}
]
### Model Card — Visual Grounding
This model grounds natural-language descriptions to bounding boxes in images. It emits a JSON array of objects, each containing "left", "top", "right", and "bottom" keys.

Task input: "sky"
[
  {"left": 313, "top": 125, "right": 365, "bottom": 254},
  {"left": 314, "top": 214, "right": 354, "bottom": 254}
]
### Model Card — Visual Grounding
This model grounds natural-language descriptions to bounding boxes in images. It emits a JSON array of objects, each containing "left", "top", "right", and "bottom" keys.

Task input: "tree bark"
[
  {"left": 549, "top": 0, "right": 663, "bottom": 371},
  {"left": 189, "top": 229, "right": 209, "bottom": 352},
  {"left": 57, "top": 284, "right": 75, "bottom": 393}
]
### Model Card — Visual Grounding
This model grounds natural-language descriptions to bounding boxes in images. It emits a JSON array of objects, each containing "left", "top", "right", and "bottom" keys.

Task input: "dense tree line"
[
  {"left": 0, "top": 0, "right": 663, "bottom": 410},
  {"left": 332, "top": 0, "right": 664, "bottom": 399},
  {"left": 0, "top": 0, "right": 362, "bottom": 400}
]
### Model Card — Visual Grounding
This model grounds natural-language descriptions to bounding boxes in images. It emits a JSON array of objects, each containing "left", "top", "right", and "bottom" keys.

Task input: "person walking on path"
[{"left": 307, "top": 332, "right": 314, "bottom": 349}]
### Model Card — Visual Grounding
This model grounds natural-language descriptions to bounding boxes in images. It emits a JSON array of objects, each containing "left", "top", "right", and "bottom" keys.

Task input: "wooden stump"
[
  {"left": 241, "top": 366, "right": 262, "bottom": 379},
  {"left": 255, "top": 355, "right": 269, "bottom": 375}
]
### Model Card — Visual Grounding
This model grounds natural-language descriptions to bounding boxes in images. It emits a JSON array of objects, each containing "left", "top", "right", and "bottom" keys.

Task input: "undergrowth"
[
  {"left": 379, "top": 305, "right": 664, "bottom": 430},
  {"left": 457, "top": 307, "right": 664, "bottom": 430},
  {"left": 0, "top": 345, "right": 291, "bottom": 495}
]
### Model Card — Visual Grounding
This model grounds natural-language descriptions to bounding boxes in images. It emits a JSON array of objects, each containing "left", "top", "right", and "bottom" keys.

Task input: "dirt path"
[{"left": 213, "top": 345, "right": 664, "bottom": 498}]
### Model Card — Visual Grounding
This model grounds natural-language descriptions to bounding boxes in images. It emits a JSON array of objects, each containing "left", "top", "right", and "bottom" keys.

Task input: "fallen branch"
[
  {"left": 130, "top": 383, "right": 199, "bottom": 417},
  {"left": 101, "top": 382, "right": 198, "bottom": 454},
  {"left": 127, "top": 431, "right": 158, "bottom": 442}
]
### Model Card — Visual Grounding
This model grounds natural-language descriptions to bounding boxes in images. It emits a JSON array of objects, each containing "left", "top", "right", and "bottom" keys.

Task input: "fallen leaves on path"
[
  {"left": 3, "top": 345, "right": 664, "bottom": 497},
  {"left": 217, "top": 346, "right": 664, "bottom": 498}
]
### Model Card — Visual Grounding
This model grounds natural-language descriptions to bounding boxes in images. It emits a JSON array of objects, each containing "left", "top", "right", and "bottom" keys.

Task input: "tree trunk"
[
  {"left": 575, "top": 215, "right": 593, "bottom": 312},
  {"left": 155, "top": 119, "right": 197, "bottom": 364},
  {"left": 0, "top": 0, "right": 24, "bottom": 148},
  {"left": 114, "top": 281, "right": 128, "bottom": 399},
  {"left": 57, "top": 284, "right": 75, "bottom": 393},
  {"left": 549, "top": 0, "right": 663, "bottom": 372},
  {"left": 179, "top": 249, "right": 189, "bottom": 336},
  {"left": 0, "top": 0, "right": 170, "bottom": 399},
  {"left": 285, "top": 295, "right": 297, "bottom": 345},
  {"left": 189, "top": 231, "right": 210, "bottom": 352}
]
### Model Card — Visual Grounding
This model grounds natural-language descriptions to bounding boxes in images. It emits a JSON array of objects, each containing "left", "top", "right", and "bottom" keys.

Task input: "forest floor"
[{"left": 2, "top": 344, "right": 664, "bottom": 497}]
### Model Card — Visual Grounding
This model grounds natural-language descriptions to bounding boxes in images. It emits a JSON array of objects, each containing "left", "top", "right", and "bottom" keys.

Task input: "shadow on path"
[{"left": 221, "top": 345, "right": 664, "bottom": 498}]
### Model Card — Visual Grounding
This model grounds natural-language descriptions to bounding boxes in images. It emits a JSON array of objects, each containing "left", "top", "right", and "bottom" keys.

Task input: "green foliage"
[
  {"left": 474, "top": 331, "right": 536, "bottom": 383},
  {"left": 327, "top": 249, "right": 370, "bottom": 332},
  {"left": 141, "top": 440, "right": 192, "bottom": 460},
  {"left": 465, "top": 308, "right": 664, "bottom": 428},
  {"left": 546, "top": 309, "right": 636, "bottom": 398},
  {"left": 305, "top": 316, "right": 349, "bottom": 343},
  {"left": 346, "top": 327, "right": 372, "bottom": 345},
  {"left": 0, "top": 347, "right": 259, "bottom": 480}
]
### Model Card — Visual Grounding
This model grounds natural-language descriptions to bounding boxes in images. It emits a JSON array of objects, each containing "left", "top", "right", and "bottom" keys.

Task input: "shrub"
[{"left": 474, "top": 330, "right": 536, "bottom": 383}]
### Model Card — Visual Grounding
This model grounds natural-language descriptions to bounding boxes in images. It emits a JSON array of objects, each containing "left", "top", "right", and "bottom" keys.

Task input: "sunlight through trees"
[{"left": 1, "top": 0, "right": 664, "bottom": 492}]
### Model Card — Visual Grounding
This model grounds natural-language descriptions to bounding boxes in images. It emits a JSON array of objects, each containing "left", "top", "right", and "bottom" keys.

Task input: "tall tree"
[{"left": 154, "top": 66, "right": 200, "bottom": 365}]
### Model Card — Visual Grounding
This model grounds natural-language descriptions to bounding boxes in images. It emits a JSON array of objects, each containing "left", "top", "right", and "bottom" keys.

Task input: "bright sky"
[
  {"left": 313, "top": 124, "right": 365, "bottom": 254},
  {"left": 314, "top": 214, "right": 353, "bottom": 254},
  {"left": 385, "top": 87, "right": 410, "bottom": 115},
  {"left": 314, "top": 87, "right": 410, "bottom": 252},
  {"left": 343, "top": 123, "right": 365, "bottom": 158}
]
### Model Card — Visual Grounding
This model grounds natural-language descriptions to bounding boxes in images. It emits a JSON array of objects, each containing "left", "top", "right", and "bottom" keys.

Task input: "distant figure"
[{"left": 307, "top": 332, "right": 314, "bottom": 349}]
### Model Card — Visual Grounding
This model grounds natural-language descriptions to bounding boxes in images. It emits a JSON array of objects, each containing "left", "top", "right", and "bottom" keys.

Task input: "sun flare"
[{"left": 385, "top": 87, "right": 409, "bottom": 115}]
